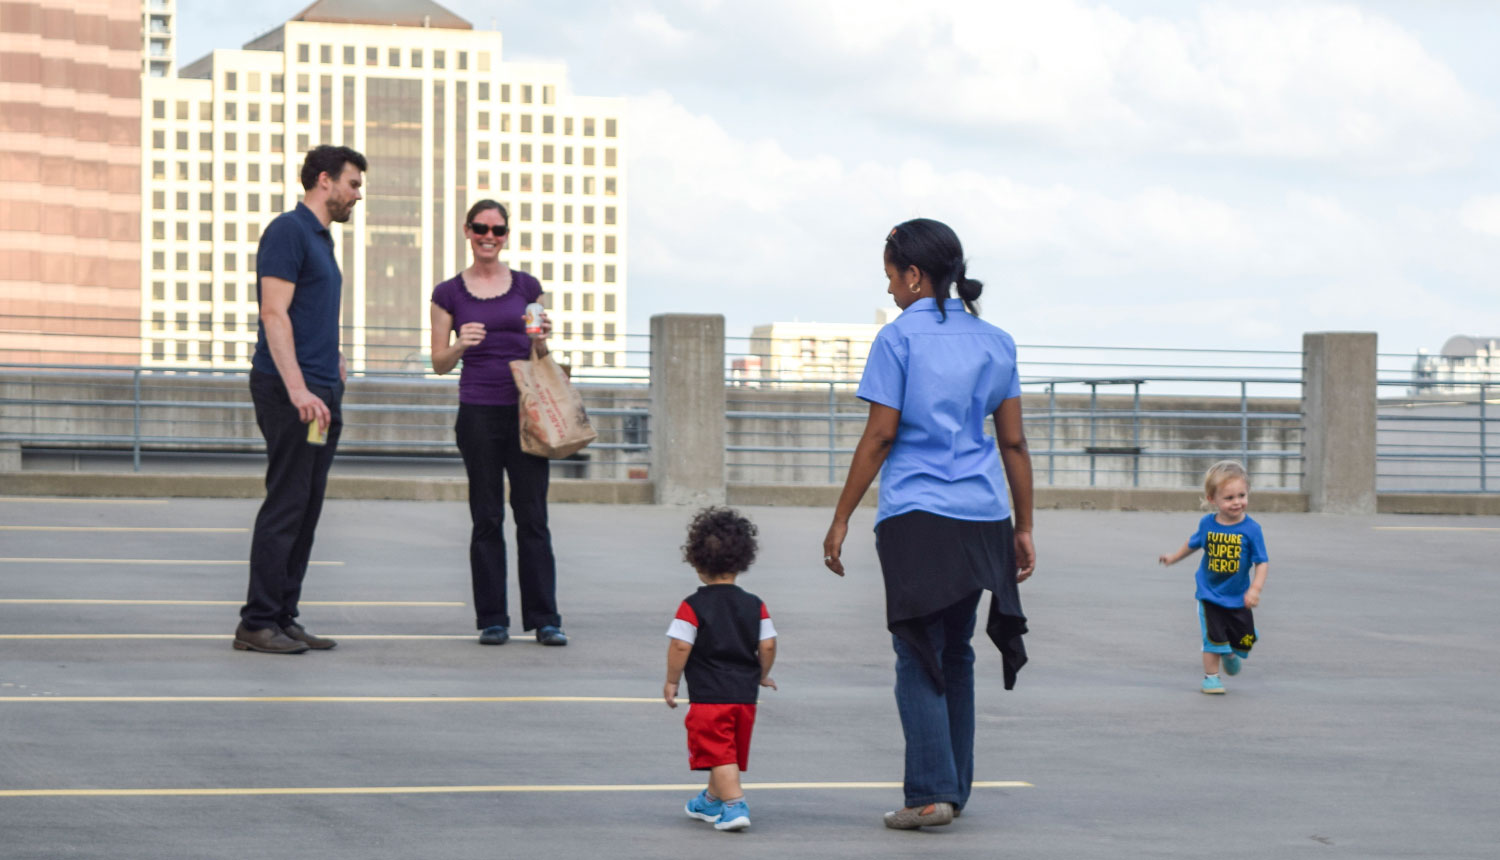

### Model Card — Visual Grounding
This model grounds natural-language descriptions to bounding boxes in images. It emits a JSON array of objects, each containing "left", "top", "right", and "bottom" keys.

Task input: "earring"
[{"left": 908, "top": 283, "right": 920, "bottom": 294}]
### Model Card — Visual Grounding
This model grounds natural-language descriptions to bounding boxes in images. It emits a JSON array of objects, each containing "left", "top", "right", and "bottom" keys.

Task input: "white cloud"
[{"left": 1459, "top": 196, "right": 1500, "bottom": 238}]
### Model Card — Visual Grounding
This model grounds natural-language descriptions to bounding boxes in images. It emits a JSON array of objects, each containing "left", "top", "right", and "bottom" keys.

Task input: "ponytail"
[{"left": 884, "top": 218, "right": 982, "bottom": 322}]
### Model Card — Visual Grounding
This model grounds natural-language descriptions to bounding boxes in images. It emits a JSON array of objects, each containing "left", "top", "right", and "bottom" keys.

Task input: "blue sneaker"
[
  {"left": 715, "top": 799, "right": 750, "bottom": 831},
  {"left": 685, "top": 789, "right": 722, "bottom": 823},
  {"left": 1201, "top": 674, "right": 1226, "bottom": 694},
  {"left": 1222, "top": 653, "right": 1242, "bottom": 676}
]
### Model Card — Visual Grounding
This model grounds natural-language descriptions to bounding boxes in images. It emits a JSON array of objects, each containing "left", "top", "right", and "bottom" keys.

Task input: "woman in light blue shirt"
[{"left": 823, "top": 218, "right": 1036, "bottom": 830}]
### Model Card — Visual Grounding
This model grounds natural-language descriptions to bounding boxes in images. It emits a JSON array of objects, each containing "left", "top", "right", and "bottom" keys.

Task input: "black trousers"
[
  {"left": 456, "top": 403, "right": 559, "bottom": 631},
  {"left": 241, "top": 371, "right": 342, "bottom": 631}
]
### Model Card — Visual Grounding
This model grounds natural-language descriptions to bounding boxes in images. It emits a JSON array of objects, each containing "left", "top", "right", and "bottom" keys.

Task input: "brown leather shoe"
[
  {"left": 281, "top": 620, "right": 337, "bottom": 650},
  {"left": 233, "top": 622, "right": 309, "bottom": 654}
]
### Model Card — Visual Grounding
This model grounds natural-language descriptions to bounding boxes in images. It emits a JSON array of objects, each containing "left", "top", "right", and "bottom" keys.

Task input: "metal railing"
[
  {"left": 1375, "top": 378, "right": 1496, "bottom": 494},
  {"left": 0, "top": 362, "right": 650, "bottom": 480}
]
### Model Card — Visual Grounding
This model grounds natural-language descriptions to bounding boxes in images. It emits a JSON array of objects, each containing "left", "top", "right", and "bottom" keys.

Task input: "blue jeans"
[{"left": 892, "top": 590, "right": 981, "bottom": 809}]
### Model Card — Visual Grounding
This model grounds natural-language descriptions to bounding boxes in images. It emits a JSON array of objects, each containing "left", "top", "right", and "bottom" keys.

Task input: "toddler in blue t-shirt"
[{"left": 1158, "top": 461, "right": 1270, "bottom": 694}]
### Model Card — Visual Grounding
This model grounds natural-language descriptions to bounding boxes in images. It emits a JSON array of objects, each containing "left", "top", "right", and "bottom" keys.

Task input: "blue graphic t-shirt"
[{"left": 1187, "top": 514, "right": 1268, "bottom": 608}]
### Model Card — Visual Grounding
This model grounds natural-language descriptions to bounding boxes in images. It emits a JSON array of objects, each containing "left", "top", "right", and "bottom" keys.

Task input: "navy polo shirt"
[{"left": 251, "top": 202, "right": 342, "bottom": 387}]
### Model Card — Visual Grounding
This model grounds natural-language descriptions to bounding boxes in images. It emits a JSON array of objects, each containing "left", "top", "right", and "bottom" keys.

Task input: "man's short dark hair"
[{"left": 300, "top": 145, "right": 367, "bottom": 191}]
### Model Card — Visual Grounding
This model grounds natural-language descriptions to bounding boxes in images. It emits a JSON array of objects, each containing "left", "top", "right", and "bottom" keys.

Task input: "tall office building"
[
  {"left": 0, "top": 0, "right": 142, "bottom": 365},
  {"left": 140, "top": 0, "right": 627, "bottom": 372},
  {"left": 142, "top": 0, "right": 174, "bottom": 78}
]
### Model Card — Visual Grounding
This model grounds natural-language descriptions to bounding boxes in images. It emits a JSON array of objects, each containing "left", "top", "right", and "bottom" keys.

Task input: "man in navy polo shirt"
[{"left": 234, "top": 145, "right": 366, "bottom": 655}]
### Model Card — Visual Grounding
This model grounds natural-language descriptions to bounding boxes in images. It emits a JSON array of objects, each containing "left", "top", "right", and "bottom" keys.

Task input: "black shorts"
[{"left": 1200, "top": 600, "right": 1257, "bottom": 655}]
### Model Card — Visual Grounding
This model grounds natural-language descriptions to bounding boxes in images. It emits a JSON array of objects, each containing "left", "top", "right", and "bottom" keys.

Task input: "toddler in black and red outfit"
[{"left": 663, "top": 507, "right": 778, "bottom": 833}]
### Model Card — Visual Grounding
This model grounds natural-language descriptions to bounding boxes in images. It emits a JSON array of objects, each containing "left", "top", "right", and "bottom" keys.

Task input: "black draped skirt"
[{"left": 875, "top": 511, "right": 1028, "bottom": 691}]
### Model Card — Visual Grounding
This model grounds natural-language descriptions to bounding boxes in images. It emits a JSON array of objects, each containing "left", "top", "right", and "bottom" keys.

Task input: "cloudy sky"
[{"left": 179, "top": 1, "right": 1500, "bottom": 355}]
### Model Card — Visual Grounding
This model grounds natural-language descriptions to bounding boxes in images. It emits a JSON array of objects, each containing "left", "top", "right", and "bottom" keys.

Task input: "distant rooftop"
[
  {"left": 1441, "top": 335, "right": 1500, "bottom": 358},
  {"left": 289, "top": 0, "right": 472, "bottom": 30}
]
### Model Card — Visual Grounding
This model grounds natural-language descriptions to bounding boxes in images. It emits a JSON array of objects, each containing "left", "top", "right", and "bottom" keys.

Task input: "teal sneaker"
[
  {"left": 1222, "top": 653, "right": 1242, "bottom": 676},
  {"left": 714, "top": 799, "right": 750, "bottom": 831},
  {"left": 1201, "top": 674, "right": 1226, "bottom": 694},
  {"left": 685, "top": 789, "right": 722, "bottom": 823}
]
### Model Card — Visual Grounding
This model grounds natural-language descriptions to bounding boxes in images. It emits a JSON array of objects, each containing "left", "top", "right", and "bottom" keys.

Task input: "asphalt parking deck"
[{"left": 1, "top": 498, "right": 1496, "bottom": 859}]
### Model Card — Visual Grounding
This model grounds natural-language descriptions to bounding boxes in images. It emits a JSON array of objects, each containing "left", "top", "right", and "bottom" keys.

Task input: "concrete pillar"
[
  {"left": 650, "top": 314, "right": 726, "bottom": 505},
  {"left": 0, "top": 442, "right": 19, "bottom": 473},
  {"left": 1302, "top": 332, "right": 1377, "bottom": 514}
]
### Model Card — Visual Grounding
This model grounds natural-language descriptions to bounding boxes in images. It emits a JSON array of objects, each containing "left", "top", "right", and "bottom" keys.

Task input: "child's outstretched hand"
[
  {"left": 760, "top": 676, "right": 777, "bottom": 691},
  {"left": 663, "top": 681, "right": 679, "bottom": 709},
  {"left": 1158, "top": 553, "right": 1175, "bottom": 566}
]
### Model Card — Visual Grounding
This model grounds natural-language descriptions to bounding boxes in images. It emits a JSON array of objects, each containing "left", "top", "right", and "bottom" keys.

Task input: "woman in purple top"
[{"left": 431, "top": 199, "right": 568, "bottom": 647}]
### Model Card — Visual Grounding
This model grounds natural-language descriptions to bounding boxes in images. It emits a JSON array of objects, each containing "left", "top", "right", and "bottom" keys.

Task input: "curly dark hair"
[{"left": 681, "top": 507, "right": 759, "bottom": 575}]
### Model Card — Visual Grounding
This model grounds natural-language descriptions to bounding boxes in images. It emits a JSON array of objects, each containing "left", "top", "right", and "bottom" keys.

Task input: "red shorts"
[{"left": 684, "top": 703, "right": 756, "bottom": 771}]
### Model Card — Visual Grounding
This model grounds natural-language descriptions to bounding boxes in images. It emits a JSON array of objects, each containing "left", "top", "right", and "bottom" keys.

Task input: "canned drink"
[
  {"left": 524, "top": 302, "right": 545, "bottom": 336},
  {"left": 307, "top": 419, "right": 326, "bottom": 446}
]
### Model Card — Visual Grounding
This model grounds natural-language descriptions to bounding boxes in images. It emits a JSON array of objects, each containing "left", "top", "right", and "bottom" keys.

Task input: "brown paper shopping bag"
[{"left": 509, "top": 343, "right": 598, "bottom": 459}]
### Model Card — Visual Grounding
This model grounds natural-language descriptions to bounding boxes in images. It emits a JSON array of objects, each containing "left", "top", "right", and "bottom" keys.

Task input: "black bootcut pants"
[
  {"left": 456, "top": 403, "right": 560, "bottom": 632},
  {"left": 241, "top": 371, "right": 342, "bottom": 631}
]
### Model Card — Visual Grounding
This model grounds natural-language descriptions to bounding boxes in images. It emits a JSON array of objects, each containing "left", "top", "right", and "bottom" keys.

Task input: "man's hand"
[
  {"left": 663, "top": 680, "right": 679, "bottom": 709},
  {"left": 1015, "top": 529, "right": 1036, "bottom": 582},
  {"left": 760, "top": 676, "right": 777, "bottom": 690},
  {"left": 290, "top": 387, "right": 331, "bottom": 432}
]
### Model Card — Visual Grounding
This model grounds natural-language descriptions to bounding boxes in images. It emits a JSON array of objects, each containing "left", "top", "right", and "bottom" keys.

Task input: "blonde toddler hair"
[{"left": 1202, "top": 460, "right": 1249, "bottom": 508}]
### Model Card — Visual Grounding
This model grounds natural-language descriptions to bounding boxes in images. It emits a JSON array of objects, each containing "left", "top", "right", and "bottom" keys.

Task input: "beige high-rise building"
[
  {"left": 140, "top": 0, "right": 628, "bottom": 372},
  {"left": 0, "top": 0, "right": 142, "bottom": 366},
  {"left": 143, "top": 0, "right": 174, "bottom": 78}
]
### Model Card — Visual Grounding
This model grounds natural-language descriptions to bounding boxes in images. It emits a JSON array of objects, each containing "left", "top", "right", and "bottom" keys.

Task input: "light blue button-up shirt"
[{"left": 856, "top": 298, "right": 1022, "bottom": 525}]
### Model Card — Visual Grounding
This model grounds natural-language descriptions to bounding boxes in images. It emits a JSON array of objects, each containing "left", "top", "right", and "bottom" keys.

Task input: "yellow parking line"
[
  {"left": 0, "top": 599, "right": 462, "bottom": 607},
  {"left": 0, "top": 696, "right": 657, "bottom": 704},
  {"left": 0, "top": 781, "right": 1032, "bottom": 798},
  {"left": 0, "top": 634, "right": 471, "bottom": 640},
  {"left": 0, "top": 526, "right": 248, "bottom": 533},
  {"left": 0, "top": 559, "right": 342, "bottom": 566},
  {"left": 0, "top": 497, "right": 168, "bottom": 504}
]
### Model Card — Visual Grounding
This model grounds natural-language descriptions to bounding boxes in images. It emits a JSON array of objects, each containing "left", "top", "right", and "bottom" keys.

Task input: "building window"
[
  {"left": 542, "top": 262, "right": 553, "bottom": 280},
  {"left": 176, "top": 222, "right": 189, "bottom": 240},
  {"left": 478, "top": 82, "right": 489, "bottom": 101},
  {"left": 478, "top": 171, "right": 490, "bottom": 190},
  {"left": 343, "top": 46, "right": 355, "bottom": 65},
  {"left": 224, "top": 102, "right": 237, "bottom": 121},
  {"left": 605, "top": 236, "right": 616, "bottom": 254},
  {"left": 583, "top": 235, "right": 595, "bottom": 253},
  {"left": 248, "top": 103, "right": 260, "bottom": 122},
  {"left": 500, "top": 83, "right": 510, "bottom": 102},
  {"left": 199, "top": 283, "right": 213, "bottom": 301},
  {"left": 583, "top": 322, "right": 594, "bottom": 341},
  {"left": 224, "top": 132, "right": 237, "bottom": 151},
  {"left": 478, "top": 112, "right": 489, "bottom": 131},
  {"left": 605, "top": 206, "right": 616, "bottom": 225},
  {"left": 543, "top": 115, "right": 554, "bottom": 134},
  {"left": 320, "top": 44, "right": 331, "bottom": 63},
  {"left": 542, "top": 232, "right": 554, "bottom": 251},
  {"left": 152, "top": 130, "right": 165, "bottom": 149},
  {"left": 478, "top": 141, "right": 490, "bottom": 160},
  {"left": 176, "top": 100, "right": 188, "bottom": 120},
  {"left": 152, "top": 281, "right": 165, "bottom": 300},
  {"left": 174, "top": 191, "right": 188, "bottom": 210},
  {"left": 388, "top": 47, "right": 400, "bottom": 67},
  {"left": 411, "top": 48, "right": 422, "bottom": 67},
  {"left": 152, "top": 220, "right": 165, "bottom": 240},
  {"left": 224, "top": 252, "right": 237, "bottom": 271},
  {"left": 248, "top": 163, "right": 260, "bottom": 182},
  {"left": 519, "top": 231, "right": 532, "bottom": 250},
  {"left": 366, "top": 47, "right": 378, "bottom": 66},
  {"left": 175, "top": 282, "right": 189, "bottom": 301},
  {"left": 583, "top": 148, "right": 594, "bottom": 166},
  {"left": 434, "top": 50, "right": 445, "bottom": 69},
  {"left": 583, "top": 117, "right": 595, "bottom": 137},
  {"left": 298, "top": 44, "right": 310, "bottom": 63},
  {"left": 199, "top": 222, "right": 212, "bottom": 241},
  {"left": 604, "top": 323, "right": 615, "bottom": 340},
  {"left": 521, "top": 115, "right": 532, "bottom": 134},
  {"left": 152, "top": 100, "right": 165, "bottom": 119},
  {"left": 605, "top": 177, "right": 617, "bottom": 196},
  {"left": 605, "top": 148, "right": 617, "bottom": 167},
  {"left": 543, "top": 85, "right": 555, "bottom": 105},
  {"left": 583, "top": 264, "right": 594, "bottom": 283},
  {"left": 543, "top": 145, "right": 554, "bottom": 164},
  {"left": 604, "top": 293, "right": 616, "bottom": 312},
  {"left": 583, "top": 206, "right": 595, "bottom": 224},
  {"left": 225, "top": 162, "right": 237, "bottom": 181},
  {"left": 542, "top": 204, "right": 554, "bottom": 222},
  {"left": 152, "top": 191, "right": 165, "bottom": 210},
  {"left": 582, "top": 293, "right": 594, "bottom": 312},
  {"left": 225, "top": 72, "right": 237, "bottom": 91},
  {"left": 152, "top": 251, "right": 165, "bottom": 271},
  {"left": 522, "top": 84, "right": 533, "bottom": 104},
  {"left": 224, "top": 192, "right": 237, "bottom": 211},
  {"left": 563, "top": 293, "right": 572, "bottom": 311},
  {"left": 297, "top": 74, "right": 310, "bottom": 93},
  {"left": 199, "top": 252, "right": 212, "bottom": 270},
  {"left": 458, "top": 51, "right": 468, "bottom": 70},
  {"left": 606, "top": 119, "right": 618, "bottom": 137},
  {"left": 564, "top": 146, "right": 573, "bottom": 165}
]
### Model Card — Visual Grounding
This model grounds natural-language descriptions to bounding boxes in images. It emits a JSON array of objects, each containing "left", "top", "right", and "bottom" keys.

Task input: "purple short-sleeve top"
[{"left": 430, "top": 268, "right": 543, "bottom": 405}]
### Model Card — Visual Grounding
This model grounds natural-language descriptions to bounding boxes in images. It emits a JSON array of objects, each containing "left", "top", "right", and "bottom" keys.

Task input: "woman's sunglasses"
[{"left": 468, "top": 223, "right": 508, "bottom": 237}]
